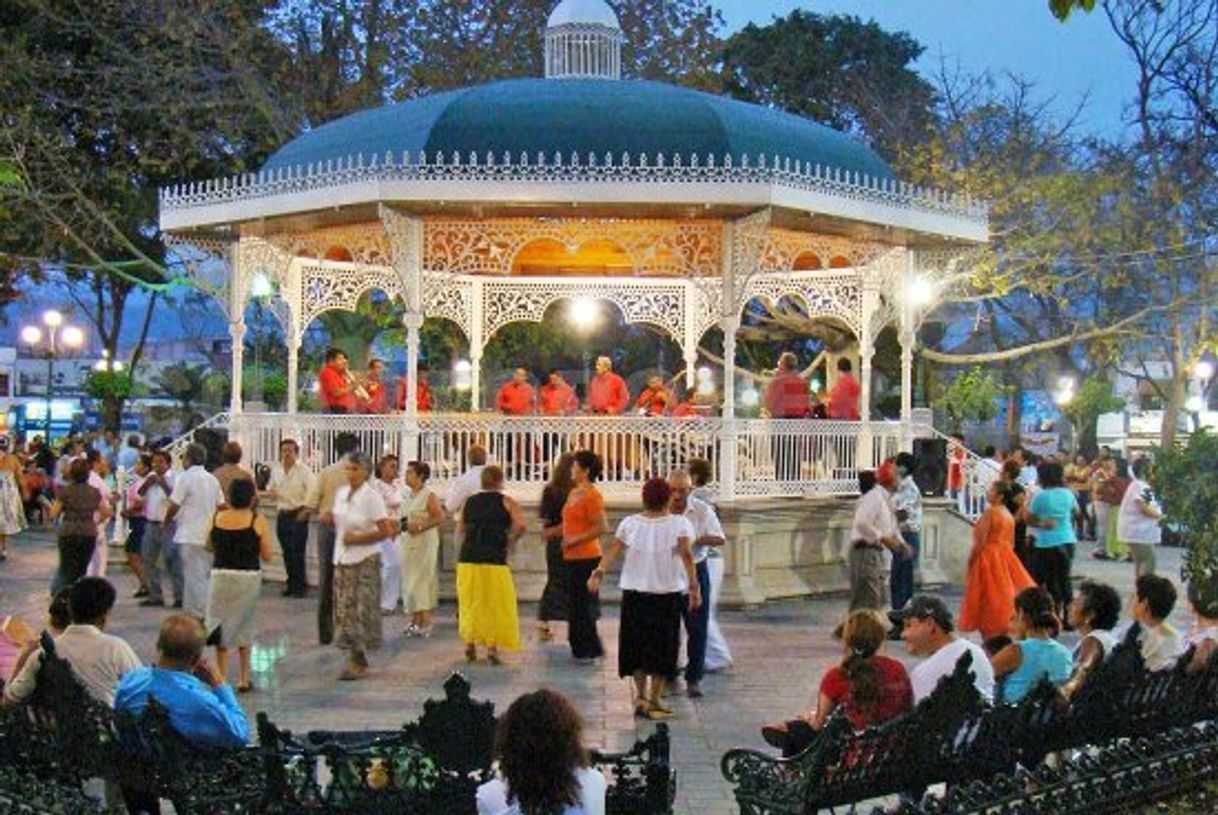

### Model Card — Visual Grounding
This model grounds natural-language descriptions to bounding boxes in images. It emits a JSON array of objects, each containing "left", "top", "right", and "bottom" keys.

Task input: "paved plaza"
[{"left": 0, "top": 528, "right": 1188, "bottom": 814}]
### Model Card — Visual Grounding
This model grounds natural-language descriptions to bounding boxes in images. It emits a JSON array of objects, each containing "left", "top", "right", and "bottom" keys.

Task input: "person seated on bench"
[
  {"left": 1132, "top": 574, "right": 1184, "bottom": 672},
  {"left": 1060, "top": 580, "right": 1122, "bottom": 699},
  {"left": 5, "top": 577, "right": 140, "bottom": 706},
  {"left": 114, "top": 614, "right": 249, "bottom": 750},
  {"left": 1184, "top": 581, "right": 1218, "bottom": 672},
  {"left": 761, "top": 609, "right": 912, "bottom": 757},
  {"left": 895, "top": 595, "right": 994, "bottom": 704},
  {"left": 991, "top": 587, "right": 1072, "bottom": 703},
  {"left": 477, "top": 688, "right": 606, "bottom": 815}
]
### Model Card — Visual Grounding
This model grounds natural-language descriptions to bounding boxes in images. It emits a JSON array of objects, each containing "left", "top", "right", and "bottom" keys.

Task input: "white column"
[
  {"left": 719, "top": 315, "right": 740, "bottom": 503},
  {"left": 899, "top": 250, "right": 917, "bottom": 452},
  {"left": 858, "top": 280, "right": 880, "bottom": 468},
  {"left": 682, "top": 282, "right": 699, "bottom": 388},
  {"left": 286, "top": 328, "right": 300, "bottom": 415},
  {"left": 229, "top": 320, "right": 246, "bottom": 414},
  {"left": 470, "top": 278, "right": 485, "bottom": 412}
]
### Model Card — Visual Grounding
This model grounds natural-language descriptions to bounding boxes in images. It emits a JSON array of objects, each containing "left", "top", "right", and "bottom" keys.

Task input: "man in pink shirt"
[
  {"left": 586, "top": 356, "right": 630, "bottom": 415},
  {"left": 827, "top": 358, "right": 861, "bottom": 420},
  {"left": 764, "top": 353, "right": 810, "bottom": 482}
]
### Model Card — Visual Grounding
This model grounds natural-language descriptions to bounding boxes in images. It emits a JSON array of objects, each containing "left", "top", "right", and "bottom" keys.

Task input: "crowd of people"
[{"left": 0, "top": 416, "right": 1207, "bottom": 815}]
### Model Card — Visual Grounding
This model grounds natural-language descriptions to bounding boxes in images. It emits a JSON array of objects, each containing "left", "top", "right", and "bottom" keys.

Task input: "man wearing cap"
[
  {"left": 894, "top": 595, "right": 994, "bottom": 703},
  {"left": 847, "top": 461, "right": 911, "bottom": 616}
]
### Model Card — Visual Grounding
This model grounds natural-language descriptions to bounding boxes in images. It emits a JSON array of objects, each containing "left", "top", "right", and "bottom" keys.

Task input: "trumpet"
[{"left": 345, "top": 370, "right": 371, "bottom": 402}]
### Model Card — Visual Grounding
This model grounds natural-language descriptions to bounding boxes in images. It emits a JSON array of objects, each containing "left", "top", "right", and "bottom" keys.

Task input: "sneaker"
[
  {"left": 404, "top": 623, "right": 420, "bottom": 638},
  {"left": 686, "top": 683, "right": 703, "bottom": 699},
  {"left": 139, "top": 598, "right": 165, "bottom": 608},
  {"left": 417, "top": 626, "right": 433, "bottom": 639},
  {"left": 133, "top": 587, "right": 149, "bottom": 599}
]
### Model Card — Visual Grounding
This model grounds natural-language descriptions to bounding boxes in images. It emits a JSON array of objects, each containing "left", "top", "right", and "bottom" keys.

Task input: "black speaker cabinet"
[{"left": 913, "top": 438, "right": 947, "bottom": 497}]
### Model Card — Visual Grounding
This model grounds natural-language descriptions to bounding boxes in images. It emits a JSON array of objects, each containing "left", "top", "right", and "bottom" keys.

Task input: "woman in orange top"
[
  {"left": 959, "top": 480, "right": 1036, "bottom": 639},
  {"left": 562, "top": 450, "right": 609, "bottom": 663}
]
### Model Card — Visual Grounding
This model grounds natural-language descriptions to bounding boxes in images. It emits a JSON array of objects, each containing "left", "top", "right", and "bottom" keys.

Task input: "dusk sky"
[{"left": 718, "top": 0, "right": 1135, "bottom": 138}]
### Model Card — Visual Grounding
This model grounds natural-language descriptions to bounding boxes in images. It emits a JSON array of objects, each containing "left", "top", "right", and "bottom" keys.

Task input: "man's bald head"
[{"left": 156, "top": 614, "right": 206, "bottom": 667}]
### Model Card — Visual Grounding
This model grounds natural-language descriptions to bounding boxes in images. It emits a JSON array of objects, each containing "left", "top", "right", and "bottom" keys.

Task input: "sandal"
[
  {"left": 634, "top": 700, "right": 651, "bottom": 718},
  {"left": 647, "top": 706, "right": 675, "bottom": 721},
  {"left": 236, "top": 682, "right": 254, "bottom": 694},
  {"left": 338, "top": 663, "right": 368, "bottom": 681},
  {"left": 465, "top": 644, "right": 477, "bottom": 662},
  {"left": 536, "top": 624, "right": 554, "bottom": 642},
  {"left": 487, "top": 649, "right": 501, "bottom": 666}
]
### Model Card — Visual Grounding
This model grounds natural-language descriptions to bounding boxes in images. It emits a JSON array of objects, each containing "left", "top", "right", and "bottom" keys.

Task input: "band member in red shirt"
[
  {"left": 764, "top": 352, "right": 811, "bottom": 482},
  {"left": 359, "top": 359, "right": 389, "bottom": 414},
  {"left": 764, "top": 352, "right": 812, "bottom": 420},
  {"left": 318, "top": 348, "right": 358, "bottom": 414},
  {"left": 495, "top": 368, "right": 537, "bottom": 415},
  {"left": 634, "top": 375, "right": 674, "bottom": 416},
  {"left": 395, "top": 365, "right": 434, "bottom": 412},
  {"left": 670, "top": 387, "right": 701, "bottom": 418},
  {"left": 827, "top": 358, "right": 861, "bottom": 420},
  {"left": 539, "top": 369, "right": 578, "bottom": 416},
  {"left": 586, "top": 356, "right": 630, "bottom": 415}
]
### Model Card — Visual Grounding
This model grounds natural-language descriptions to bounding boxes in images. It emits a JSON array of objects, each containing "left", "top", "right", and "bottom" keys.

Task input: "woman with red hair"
[{"left": 587, "top": 477, "right": 699, "bottom": 720}]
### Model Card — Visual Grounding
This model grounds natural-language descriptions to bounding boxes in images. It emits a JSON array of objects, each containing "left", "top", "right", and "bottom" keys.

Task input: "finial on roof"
[{"left": 545, "top": 0, "right": 623, "bottom": 81}]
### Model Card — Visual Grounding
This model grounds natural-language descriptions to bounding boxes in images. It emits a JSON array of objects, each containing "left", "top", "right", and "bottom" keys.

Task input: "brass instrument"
[{"left": 345, "top": 370, "right": 371, "bottom": 402}]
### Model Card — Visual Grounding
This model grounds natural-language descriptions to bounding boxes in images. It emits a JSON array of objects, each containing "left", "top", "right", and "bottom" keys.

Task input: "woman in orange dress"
[{"left": 959, "top": 480, "right": 1036, "bottom": 639}]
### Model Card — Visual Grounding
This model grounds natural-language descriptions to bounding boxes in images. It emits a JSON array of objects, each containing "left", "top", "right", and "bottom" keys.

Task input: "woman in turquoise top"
[
  {"left": 1025, "top": 461, "right": 1080, "bottom": 621},
  {"left": 990, "top": 586, "right": 1073, "bottom": 703}
]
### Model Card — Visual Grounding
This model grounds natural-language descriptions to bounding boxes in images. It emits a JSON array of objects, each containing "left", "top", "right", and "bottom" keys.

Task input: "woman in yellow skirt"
[{"left": 457, "top": 465, "right": 527, "bottom": 664}]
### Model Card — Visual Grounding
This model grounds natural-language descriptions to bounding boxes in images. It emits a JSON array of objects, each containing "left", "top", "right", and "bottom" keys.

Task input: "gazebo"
[{"left": 159, "top": 0, "right": 986, "bottom": 504}]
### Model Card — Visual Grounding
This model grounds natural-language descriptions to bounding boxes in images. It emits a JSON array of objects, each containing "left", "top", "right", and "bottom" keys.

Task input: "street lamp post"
[{"left": 21, "top": 309, "right": 85, "bottom": 442}]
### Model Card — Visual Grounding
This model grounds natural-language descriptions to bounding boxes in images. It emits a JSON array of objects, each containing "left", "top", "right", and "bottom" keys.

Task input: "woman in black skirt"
[
  {"left": 536, "top": 453, "right": 574, "bottom": 642},
  {"left": 587, "top": 477, "right": 699, "bottom": 720}
]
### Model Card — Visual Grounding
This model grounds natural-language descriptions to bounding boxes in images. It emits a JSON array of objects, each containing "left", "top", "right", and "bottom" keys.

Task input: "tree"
[
  {"left": 0, "top": 0, "right": 294, "bottom": 430},
  {"left": 1060, "top": 376, "right": 1126, "bottom": 457},
  {"left": 154, "top": 363, "right": 214, "bottom": 417},
  {"left": 1050, "top": 0, "right": 1098, "bottom": 20},
  {"left": 941, "top": 366, "right": 1005, "bottom": 432},
  {"left": 1155, "top": 429, "right": 1218, "bottom": 615},
  {"left": 721, "top": 10, "right": 936, "bottom": 160}
]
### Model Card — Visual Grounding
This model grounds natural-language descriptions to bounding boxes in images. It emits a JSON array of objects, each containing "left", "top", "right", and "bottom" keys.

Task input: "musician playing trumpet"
[
  {"left": 318, "top": 347, "right": 359, "bottom": 414},
  {"left": 359, "top": 359, "right": 389, "bottom": 414}
]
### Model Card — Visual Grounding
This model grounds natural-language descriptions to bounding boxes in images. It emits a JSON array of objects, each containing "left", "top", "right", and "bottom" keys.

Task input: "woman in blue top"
[
  {"left": 990, "top": 586, "right": 1073, "bottom": 703},
  {"left": 1025, "top": 461, "right": 1079, "bottom": 620}
]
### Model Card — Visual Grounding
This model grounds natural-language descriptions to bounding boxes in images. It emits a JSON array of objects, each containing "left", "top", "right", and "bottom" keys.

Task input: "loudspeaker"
[
  {"left": 192, "top": 427, "right": 229, "bottom": 471},
  {"left": 912, "top": 438, "right": 947, "bottom": 497}
]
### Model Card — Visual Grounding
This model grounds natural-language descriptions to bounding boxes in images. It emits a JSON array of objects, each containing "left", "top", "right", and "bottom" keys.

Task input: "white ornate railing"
[
  {"left": 193, "top": 412, "right": 906, "bottom": 501},
  {"left": 159, "top": 150, "right": 988, "bottom": 224},
  {"left": 164, "top": 412, "right": 232, "bottom": 465},
  {"left": 917, "top": 425, "right": 992, "bottom": 522}
]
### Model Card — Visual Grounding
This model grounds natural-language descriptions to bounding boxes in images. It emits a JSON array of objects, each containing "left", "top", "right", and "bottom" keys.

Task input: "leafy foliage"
[
  {"left": 721, "top": 10, "right": 935, "bottom": 160},
  {"left": 941, "top": 367, "right": 1005, "bottom": 430},
  {"left": 1050, "top": 0, "right": 1098, "bottom": 20},
  {"left": 1061, "top": 376, "right": 1126, "bottom": 456},
  {"left": 1154, "top": 429, "right": 1218, "bottom": 615}
]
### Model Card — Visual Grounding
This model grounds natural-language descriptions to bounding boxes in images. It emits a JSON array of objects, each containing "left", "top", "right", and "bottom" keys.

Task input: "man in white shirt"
[
  {"left": 164, "top": 443, "right": 223, "bottom": 619},
  {"left": 265, "top": 438, "right": 317, "bottom": 598},
  {"left": 305, "top": 433, "right": 362, "bottom": 645},
  {"left": 139, "top": 449, "right": 180, "bottom": 608},
  {"left": 445, "top": 445, "right": 488, "bottom": 517},
  {"left": 890, "top": 452, "right": 924, "bottom": 635},
  {"left": 895, "top": 594, "right": 994, "bottom": 703},
  {"left": 5, "top": 577, "right": 141, "bottom": 707},
  {"left": 669, "top": 470, "right": 725, "bottom": 699},
  {"left": 846, "top": 462, "right": 911, "bottom": 618}
]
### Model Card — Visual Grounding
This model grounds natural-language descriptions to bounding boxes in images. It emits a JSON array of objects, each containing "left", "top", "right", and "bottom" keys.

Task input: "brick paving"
[{"left": 0, "top": 528, "right": 1188, "bottom": 814}]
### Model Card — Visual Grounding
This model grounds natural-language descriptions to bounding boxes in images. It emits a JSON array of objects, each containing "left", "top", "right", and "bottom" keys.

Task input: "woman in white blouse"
[
  {"left": 371, "top": 455, "right": 407, "bottom": 615},
  {"left": 587, "top": 477, "right": 699, "bottom": 720},
  {"left": 332, "top": 451, "right": 396, "bottom": 681}
]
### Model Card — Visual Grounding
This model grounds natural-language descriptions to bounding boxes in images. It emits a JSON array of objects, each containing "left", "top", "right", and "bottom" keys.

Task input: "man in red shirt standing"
[
  {"left": 395, "top": 366, "right": 434, "bottom": 412},
  {"left": 827, "top": 358, "right": 862, "bottom": 420},
  {"left": 318, "top": 348, "right": 357, "bottom": 414},
  {"left": 539, "top": 370, "right": 578, "bottom": 416},
  {"left": 495, "top": 368, "right": 536, "bottom": 415},
  {"left": 586, "top": 356, "right": 630, "bottom": 415},
  {"left": 359, "top": 359, "right": 389, "bottom": 414},
  {"left": 495, "top": 367, "right": 536, "bottom": 468},
  {"left": 634, "top": 375, "right": 674, "bottom": 416},
  {"left": 764, "top": 352, "right": 811, "bottom": 482}
]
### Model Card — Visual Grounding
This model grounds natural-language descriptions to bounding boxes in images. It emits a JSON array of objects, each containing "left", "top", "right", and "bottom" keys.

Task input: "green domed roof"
[{"left": 262, "top": 78, "right": 894, "bottom": 180}]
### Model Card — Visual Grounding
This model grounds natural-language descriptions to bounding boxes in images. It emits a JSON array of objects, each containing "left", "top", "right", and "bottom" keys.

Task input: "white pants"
[
  {"left": 704, "top": 555, "right": 733, "bottom": 671},
  {"left": 379, "top": 539, "right": 402, "bottom": 611},
  {"left": 181, "top": 544, "right": 213, "bottom": 619},
  {"left": 86, "top": 531, "right": 108, "bottom": 579}
]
